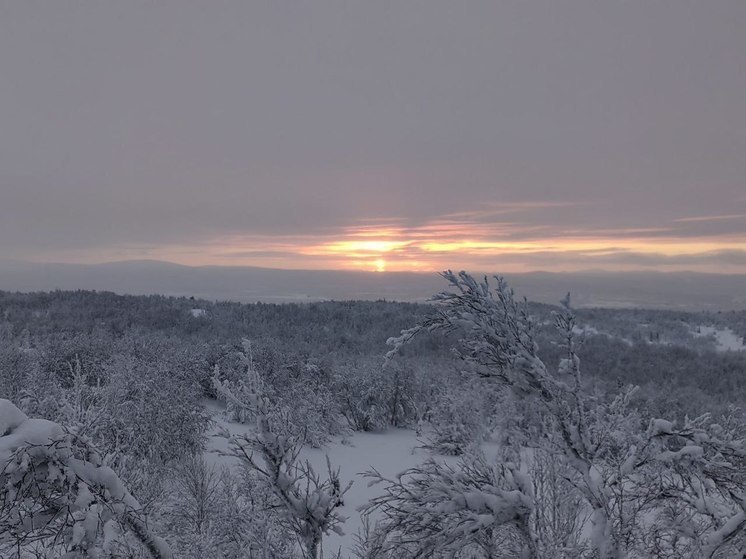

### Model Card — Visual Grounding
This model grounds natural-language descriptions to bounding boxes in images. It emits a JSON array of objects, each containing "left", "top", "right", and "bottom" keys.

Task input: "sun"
[{"left": 374, "top": 258, "right": 386, "bottom": 272}]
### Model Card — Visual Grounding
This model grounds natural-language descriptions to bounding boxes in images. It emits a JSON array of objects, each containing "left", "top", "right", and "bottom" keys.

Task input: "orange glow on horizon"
[
  {"left": 290, "top": 228, "right": 746, "bottom": 273},
  {"left": 303, "top": 239, "right": 411, "bottom": 256},
  {"left": 39, "top": 215, "right": 746, "bottom": 274}
]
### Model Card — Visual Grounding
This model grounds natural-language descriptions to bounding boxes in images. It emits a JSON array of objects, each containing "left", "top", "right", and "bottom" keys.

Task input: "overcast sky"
[{"left": 1, "top": 1, "right": 745, "bottom": 273}]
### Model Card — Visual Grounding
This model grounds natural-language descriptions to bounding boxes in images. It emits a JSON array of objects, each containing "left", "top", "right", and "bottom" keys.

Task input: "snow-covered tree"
[
  {"left": 383, "top": 271, "right": 745, "bottom": 558},
  {"left": 363, "top": 451, "right": 536, "bottom": 558},
  {"left": 213, "top": 366, "right": 352, "bottom": 559},
  {"left": 0, "top": 398, "right": 171, "bottom": 558},
  {"left": 158, "top": 454, "right": 294, "bottom": 559},
  {"left": 216, "top": 339, "right": 343, "bottom": 447},
  {"left": 420, "top": 375, "right": 497, "bottom": 456}
]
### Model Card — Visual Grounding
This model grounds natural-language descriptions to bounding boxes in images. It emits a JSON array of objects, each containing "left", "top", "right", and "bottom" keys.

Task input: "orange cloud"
[{"left": 45, "top": 207, "right": 746, "bottom": 274}]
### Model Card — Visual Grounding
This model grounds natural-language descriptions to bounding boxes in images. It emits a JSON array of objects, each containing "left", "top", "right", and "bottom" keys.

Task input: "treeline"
[
  {"left": 1, "top": 289, "right": 744, "bottom": 421},
  {"left": 0, "top": 290, "right": 435, "bottom": 355}
]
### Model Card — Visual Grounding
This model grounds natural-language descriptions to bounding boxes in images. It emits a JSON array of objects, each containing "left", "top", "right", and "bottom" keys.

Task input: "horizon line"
[{"left": 3, "top": 258, "right": 746, "bottom": 278}]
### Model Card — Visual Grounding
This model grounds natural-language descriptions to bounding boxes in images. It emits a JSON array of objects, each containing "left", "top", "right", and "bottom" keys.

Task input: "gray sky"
[{"left": 1, "top": 1, "right": 745, "bottom": 272}]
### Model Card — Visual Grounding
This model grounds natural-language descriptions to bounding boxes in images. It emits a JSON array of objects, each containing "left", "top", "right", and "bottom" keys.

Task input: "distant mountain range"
[{"left": 1, "top": 259, "right": 745, "bottom": 310}]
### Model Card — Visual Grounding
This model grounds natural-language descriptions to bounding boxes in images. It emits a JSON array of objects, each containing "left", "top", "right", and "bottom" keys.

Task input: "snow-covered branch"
[
  {"left": 362, "top": 453, "right": 536, "bottom": 558},
  {"left": 0, "top": 398, "right": 171, "bottom": 558},
  {"left": 384, "top": 271, "right": 746, "bottom": 558},
  {"left": 213, "top": 366, "right": 352, "bottom": 559}
]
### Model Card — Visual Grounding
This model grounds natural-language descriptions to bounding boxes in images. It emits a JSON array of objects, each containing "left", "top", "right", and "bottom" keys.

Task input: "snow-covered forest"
[{"left": 1, "top": 273, "right": 744, "bottom": 558}]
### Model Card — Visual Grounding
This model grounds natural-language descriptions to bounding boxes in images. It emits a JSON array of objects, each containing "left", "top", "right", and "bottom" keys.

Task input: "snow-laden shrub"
[
  {"left": 335, "top": 360, "right": 392, "bottom": 432},
  {"left": 158, "top": 455, "right": 293, "bottom": 559},
  {"left": 212, "top": 369, "right": 352, "bottom": 559},
  {"left": 269, "top": 357, "right": 346, "bottom": 447},
  {"left": 0, "top": 399, "right": 171, "bottom": 558},
  {"left": 334, "top": 359, "right": 418, "bottom": 433},
  {"left": 215, "top": 340, "right": 344, "bottom": 447},
  {"left": 0, "top": 344, "right": 67, "bottom": 423},
  {"left": 362, "top": 451, "right": 536, "bottom": 558},
  {"left": 0, "top": 342, "right": 40, "bottom": 404},
  {"left": 422, "top": 378, "right": 495, "bottom": 456},
  {"left": 284, "top": 381, "right": 344, "bottom": 448},
  {"left": 422, "top": 404, "right": 476, "bottom": 456},
  {"left": 528, "top": 448, "right": 591, "bottom": 558},
  {"left": 93, "top": 354, "right": 210, "bottom": 481}
]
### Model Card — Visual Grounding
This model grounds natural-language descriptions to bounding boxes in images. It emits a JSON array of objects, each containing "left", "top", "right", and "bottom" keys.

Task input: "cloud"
[
  {"left": 8, "top": 199, "right": 743, "bottom": 274},
  {"left": 0, "top": 2, "right": 744, "bottom": 271},
  {"left": 674, "top": 214, "right": 746, "bottom": 223}
]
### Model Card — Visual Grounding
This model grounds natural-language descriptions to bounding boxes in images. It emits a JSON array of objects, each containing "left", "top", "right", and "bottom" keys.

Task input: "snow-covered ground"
[
  {"left": 301, "top": 430, "right": 426, "bottom": 556},
  {"left": 693, "top": 325, "right": 745, "bottom": 352},
  {"left": 203, "top": 399, "right": 484, "bottom": 556},
  {"left": 572, "top": 324, "right": 634, "bottom": 346},
  {"left": 203, "top": 400, "right": 429, "bottom": 556}
]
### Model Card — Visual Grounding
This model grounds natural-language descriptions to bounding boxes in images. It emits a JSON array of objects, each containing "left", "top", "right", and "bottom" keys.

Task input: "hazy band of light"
[{"left": 39, "top": 214, "right": 746, "bottom": 274}]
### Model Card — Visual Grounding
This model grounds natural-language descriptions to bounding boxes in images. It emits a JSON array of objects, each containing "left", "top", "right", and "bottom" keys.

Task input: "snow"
[
  {"left": 0, "top": 398, "right": 26, "bottom": 435},
  {"left": 656, "top": 445, "right": 704, "bottom": 463},
  {"left": 702, "top": 510, "right": 746, "bottom": 556},
  {"left": 569, "top": 324, "right": 633, "bottom": 346},
  {"left": 203, "top": 399, "right": 451, "bottom": 556},
  {"left": 693, "top": 325, "right": 745, "bottom": 352},
  {"left": 572, "top": 325, "right": 599, "bottom": 336},
  {"left": 301, "top": 430, "right": 428, "bottom": 555},
  {"left": 1, "top": 399, "right": 173, "bottom": 558},
  {"left": 648, "top": 418, "right": 674, "bottom": 437},
  {"left": 0, "top": 399, "right": 64, "bottom": 464}
]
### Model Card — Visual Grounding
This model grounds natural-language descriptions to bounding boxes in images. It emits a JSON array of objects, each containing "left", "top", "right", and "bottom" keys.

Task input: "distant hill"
[{"left": 1, "top": 259, "right": 744, "bottom": 310}]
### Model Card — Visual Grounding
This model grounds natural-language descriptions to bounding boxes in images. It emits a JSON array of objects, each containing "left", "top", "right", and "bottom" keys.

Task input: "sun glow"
[
  {"left": 301, "top": 237, "right": 411, "bottom": 272},
  {"left": 102, "top": 210, "right": 746, "bottom": 274},
  {"left": 303, "top": 239, "right": 411, "bottom": 256},
  {"left": 293, "top": 221, "right": 746, "bottom": 272}
]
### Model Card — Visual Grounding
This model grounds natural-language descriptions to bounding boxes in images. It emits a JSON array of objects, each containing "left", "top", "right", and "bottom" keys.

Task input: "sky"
[{"left": 1, "top": 1, "right": 745, "bottom": 274}]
